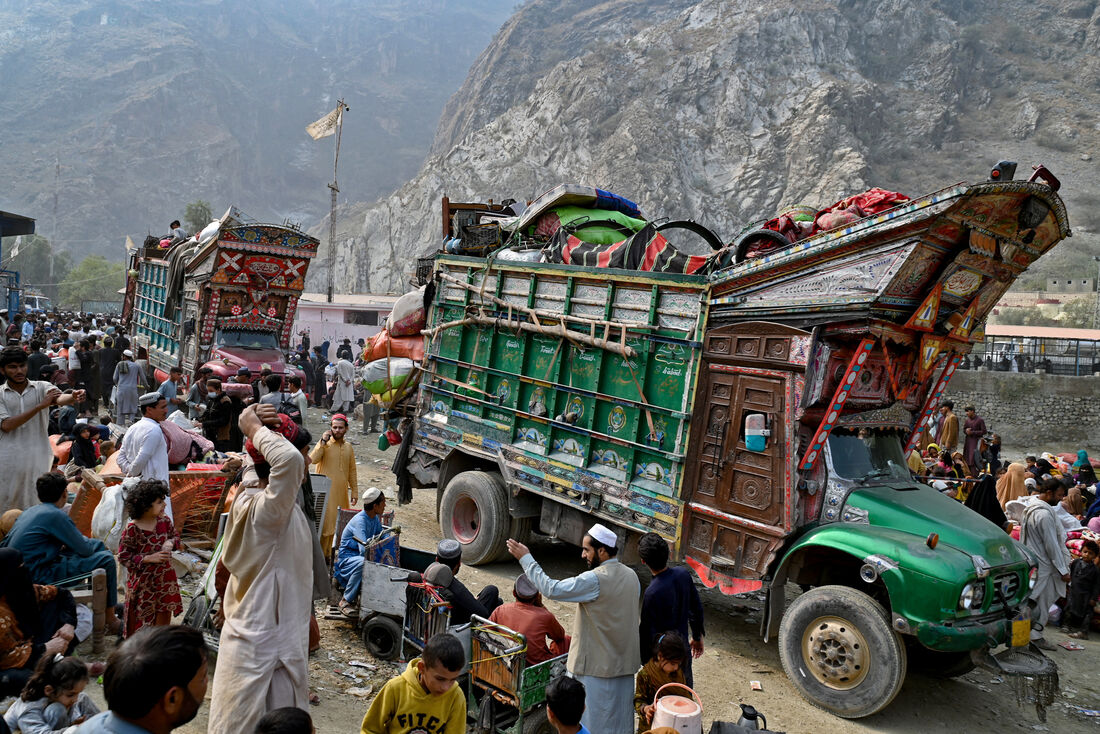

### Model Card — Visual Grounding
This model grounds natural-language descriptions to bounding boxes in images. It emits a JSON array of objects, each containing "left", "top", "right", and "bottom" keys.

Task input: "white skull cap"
[{"left": 588, "top": 523, "right": 618, "bottom": 547}]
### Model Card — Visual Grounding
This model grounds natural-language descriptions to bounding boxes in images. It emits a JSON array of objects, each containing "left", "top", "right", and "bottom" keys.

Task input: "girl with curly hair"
[{"left": 118, "top": 479, "right": 183, "bottom": 637}]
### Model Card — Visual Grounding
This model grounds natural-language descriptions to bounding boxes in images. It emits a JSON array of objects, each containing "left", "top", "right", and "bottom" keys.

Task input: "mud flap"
[{"left": 972, "top": 644, "right": 1059, "bottom": 722}]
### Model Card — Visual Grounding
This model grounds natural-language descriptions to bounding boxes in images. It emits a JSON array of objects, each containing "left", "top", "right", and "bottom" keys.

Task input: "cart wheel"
[
  {"left": 183, "top": 595, "right": 211, "bottom": 629},
  {"left": 440, "top": 471, "right": 509, "bottom": 565},
  {"left": 362, "top": 616, "right": 402, "bottom": 661},
  {"left": 521, "top": 706, "right": 553, "bottom": 734}
]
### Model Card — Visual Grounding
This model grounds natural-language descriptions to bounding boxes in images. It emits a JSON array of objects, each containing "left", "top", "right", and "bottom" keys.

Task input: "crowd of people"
[{"left": 914, "top": 400, "right": 1100, "bottom": 648}]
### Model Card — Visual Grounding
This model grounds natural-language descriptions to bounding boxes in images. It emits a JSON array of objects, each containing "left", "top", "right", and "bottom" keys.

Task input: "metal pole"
[
  {"left": 1093, "top": 256, "right": 1100, "bottom": 329},
  {"left": 326, "top": 99, "right": 346, "bottom": 304}
]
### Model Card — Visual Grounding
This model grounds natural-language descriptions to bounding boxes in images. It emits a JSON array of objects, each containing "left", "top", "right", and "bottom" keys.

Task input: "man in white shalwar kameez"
[
  {"left": 507, "top": 523, "right": 640, "bottom": 734},
  {"left": 332, "top": 357, "right": 355, "bottom": 414},
  {"left": 1020, "top": 479, "right": 1072, "bottom": 650},
  {"left": 208, "top": 404, "right": 313, "bottom": 734}
]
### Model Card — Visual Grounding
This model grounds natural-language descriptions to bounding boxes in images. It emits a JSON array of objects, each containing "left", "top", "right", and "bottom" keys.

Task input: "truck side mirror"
[{"left": 745, "top": 412, "right": 770, "bottom": 452}]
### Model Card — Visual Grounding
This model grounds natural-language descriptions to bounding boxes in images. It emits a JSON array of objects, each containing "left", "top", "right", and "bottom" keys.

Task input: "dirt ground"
[{"left": 65, "top": 407, "right": 1100, "bottom": 733}]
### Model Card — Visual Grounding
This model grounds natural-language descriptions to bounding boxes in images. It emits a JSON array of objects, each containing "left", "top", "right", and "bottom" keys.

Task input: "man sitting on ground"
[
  {"left": 432, "top": 539, "right": 502, "bottom": 625},
  {"left": 489, "top": 573, "right": 570, "bottom": 664},
  {"left": 333, "top": 487, "right": 387, "bottom": 616},
  {"left": 2, "top": 473, "right": 121, "bottom": 635},
  {"left": 77, "top": 625, "right": 208, "bottom": 733}
]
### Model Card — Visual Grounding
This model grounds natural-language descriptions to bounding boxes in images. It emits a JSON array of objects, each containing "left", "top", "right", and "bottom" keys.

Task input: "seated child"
[
  {"left": 360, "top": 633, "right": 466, "bottom": 734},
  {"left": 3, "top": 655, "right": 99, "bottom": 733},
  {"left": 635, "top": 632, "right": 687, "bottom": 734}
]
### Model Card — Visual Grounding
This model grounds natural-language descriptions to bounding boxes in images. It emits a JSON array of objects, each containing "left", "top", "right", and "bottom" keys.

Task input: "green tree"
[
  {"left": 1060, "top": 298, "right": 1095, "bottom": 328},
  {"left": 0, "top": 234, "right": 73, "bottom": 301},
  {"left": 57, "top": 255, "right": 126, "bottom": 310},
  {"left": 183, "top": 200, "right": 213, "bottom": 234}
]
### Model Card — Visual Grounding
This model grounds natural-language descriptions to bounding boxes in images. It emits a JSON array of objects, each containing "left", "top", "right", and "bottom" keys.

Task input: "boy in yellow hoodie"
[{"left": 360, "top": 633, "right": 466, "bottom": 734}]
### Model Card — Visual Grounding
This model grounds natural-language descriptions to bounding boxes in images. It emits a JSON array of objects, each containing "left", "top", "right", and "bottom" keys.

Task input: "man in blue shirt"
[
  {"left": 156, "top": 366, "right": 185, "bottom": 416},
  {"left": 2, "top": 472, "right": 121, "bottom": 635},
  {"left": 333, "top": 486, "right": 387, "bottom": 616},
  {"left": 77, "top": 625, "right": 209, "bottom": 733},
  {"left": 637, "top": 531, "right": 705, "bottom": 687}
]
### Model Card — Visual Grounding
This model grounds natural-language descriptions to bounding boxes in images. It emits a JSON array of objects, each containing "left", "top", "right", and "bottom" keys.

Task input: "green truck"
[{"left": 395, "top": 168, "right": 1069, "bottom": 718}]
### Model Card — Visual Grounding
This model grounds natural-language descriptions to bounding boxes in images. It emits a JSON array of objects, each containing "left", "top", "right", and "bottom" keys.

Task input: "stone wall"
[{"left": 943, "top": 370, "right": 1100, "bottom": 452}]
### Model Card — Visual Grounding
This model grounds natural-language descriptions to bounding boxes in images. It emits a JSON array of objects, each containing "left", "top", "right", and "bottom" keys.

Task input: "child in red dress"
[{"left": 118, "top": 479, "right": 183, "bottom": 637}]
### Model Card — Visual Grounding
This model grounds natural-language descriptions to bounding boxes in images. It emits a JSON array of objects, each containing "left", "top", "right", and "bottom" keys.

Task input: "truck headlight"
[
  {"left": 959, "top": 582, "right": 985, "bottom": 610},
  {"left": 1028, "top": 566, "right": 1038, "bottom": 590}
]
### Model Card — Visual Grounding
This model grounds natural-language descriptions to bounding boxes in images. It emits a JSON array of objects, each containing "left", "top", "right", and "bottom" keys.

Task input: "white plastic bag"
[
  {"left": 387, "top": 286, "right": 426, "bottom": 336},
  {"left": 91, "top": 477, "right": 138, "bottom": 553}
]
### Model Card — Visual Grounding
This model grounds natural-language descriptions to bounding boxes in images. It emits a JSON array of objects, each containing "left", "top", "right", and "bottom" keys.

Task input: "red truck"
[{"left": 121, "top": 212, "right": 319, "bottom": 396}]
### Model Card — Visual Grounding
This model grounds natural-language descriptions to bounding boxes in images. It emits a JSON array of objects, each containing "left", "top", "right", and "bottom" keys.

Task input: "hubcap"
[
  {"left": 802, "top": 615, "right": 870, "bottom": 689},
  {"left": 451, "top": 495, "right": 481, "bottom": 543}
]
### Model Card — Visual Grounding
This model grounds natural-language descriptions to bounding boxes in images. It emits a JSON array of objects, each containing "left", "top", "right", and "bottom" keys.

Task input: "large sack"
[
  {"left": 360, "top": 357, "right": 416, "bottom": 395},
  {"left": 362, "top": 329, "right": 425, "bottom": 362},
  {"left": 160, "top": 417, "right": 214, "bottom": 464},
  {"left": 91, "top": 477, "right": 138, "bottom": 553},
  {"left": 387, "top": 286, "right": 426, "bottom": 336}
]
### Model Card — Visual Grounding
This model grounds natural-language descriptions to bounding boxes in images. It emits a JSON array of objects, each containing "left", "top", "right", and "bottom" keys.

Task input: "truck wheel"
[
  {"left": 440, "top": 471, "right": 509, "bottom": 566},
  {"left": 521, "top": 706, "right": 553, "bottom": 734},
  {"left": 906, "top": 643, "right": 976, "bottom": 678},
  {"left": 361, "top": 615, "right": 402, "bottom": 661},
  {"left": 182, "top": 595, "right": 211, "bottom": 630},
  {"left": 778, "top": 585, "right": 907, "bottom": 719},
  {"left": 498, "top": 517, "right": 533, "bottom": 562}
]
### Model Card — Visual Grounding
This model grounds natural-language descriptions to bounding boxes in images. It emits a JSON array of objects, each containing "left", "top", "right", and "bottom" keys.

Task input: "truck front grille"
[{"left": 993, "top": 572, "right": 1019, "bottom": 600}]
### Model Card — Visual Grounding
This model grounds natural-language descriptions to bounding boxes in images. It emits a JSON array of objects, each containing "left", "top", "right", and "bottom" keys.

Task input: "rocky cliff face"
[
  {"left": 0, "top": 0, "right": 514, "bottom": 256},
  {"left": 319, "top": 0, "right": 1100, "bottom": 295}
]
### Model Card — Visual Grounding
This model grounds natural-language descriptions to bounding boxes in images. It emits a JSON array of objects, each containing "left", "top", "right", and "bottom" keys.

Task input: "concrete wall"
[{"left": 944, "top": 370, "right": 1100, "bottom": 452}]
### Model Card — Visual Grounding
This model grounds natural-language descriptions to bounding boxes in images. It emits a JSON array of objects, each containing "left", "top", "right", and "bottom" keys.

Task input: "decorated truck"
[
  {"left": 394, "top": 168, "right": 1069, "bottom": 718},
  {"left": 121, "top": 210, "right": 319, "bottom": 393}
]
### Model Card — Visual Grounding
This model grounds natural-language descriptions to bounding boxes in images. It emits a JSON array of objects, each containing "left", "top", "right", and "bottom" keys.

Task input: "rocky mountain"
[
  {"left": 0, "top": 0, "right": 515, "bottom": 256},
  {"left": 317, "top": 0, "right": 1100, "bottom": 296}
]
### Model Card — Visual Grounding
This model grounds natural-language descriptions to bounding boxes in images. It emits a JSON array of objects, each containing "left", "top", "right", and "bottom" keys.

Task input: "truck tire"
[
  {"left": 778, "top": 585, "right": 907, "bottom": 719},
  {"left": 361, "top": 615, "right": 402, "bottom": 661},
  {"left": 500, "top": 516, "right": 533, "bottom": 561},
  {"left": 440, "top": 470, "right": 509, "bottom": 566}
]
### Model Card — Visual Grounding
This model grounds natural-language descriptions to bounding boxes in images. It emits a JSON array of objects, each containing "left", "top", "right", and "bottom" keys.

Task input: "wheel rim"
[
  {"left": 365, "top": 625, "right": 396, "bottom": 658},
  {"left": 802, "top": 615, "right": 870, "bottom": 690},
  {"left": 451, "top": 495, "right": 481, "bottom": 543}
]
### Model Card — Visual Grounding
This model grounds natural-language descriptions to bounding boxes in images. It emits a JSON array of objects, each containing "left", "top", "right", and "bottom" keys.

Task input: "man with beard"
[
  {"left": 77, "top": 625, "right": 209, "bottom": 733},
  {"left": 1020, "top": 478, "right": 1073, "bottom": 650},
  {"left": 0, "top": 346, "right": 83, "bottom": 510},
  {"left": 507, "top": 523, "right": 639, "bottom": 734}
]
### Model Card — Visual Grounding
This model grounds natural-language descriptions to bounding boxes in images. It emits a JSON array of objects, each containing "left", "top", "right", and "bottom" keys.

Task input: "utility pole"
[{"left": 327, "top": 99, "right": 349, "bottom": 303}]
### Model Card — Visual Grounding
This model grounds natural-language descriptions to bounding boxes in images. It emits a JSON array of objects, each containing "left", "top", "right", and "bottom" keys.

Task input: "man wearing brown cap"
[
  {"left": 489, "top": 573, "right": 570, "bottom": 665},
  {"left": 507, "top": 522, "right": 640, "bottom": 734}
]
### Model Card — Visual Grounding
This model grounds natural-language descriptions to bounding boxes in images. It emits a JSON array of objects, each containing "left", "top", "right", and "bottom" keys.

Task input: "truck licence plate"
[{"left": 1011, "top": 616, "right": 1030, "bottom": 647}]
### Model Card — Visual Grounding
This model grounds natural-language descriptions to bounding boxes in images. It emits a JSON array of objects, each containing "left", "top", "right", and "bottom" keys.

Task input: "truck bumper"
[{"left": 913, "top": 615, "right": 1012, "bottom": 652}]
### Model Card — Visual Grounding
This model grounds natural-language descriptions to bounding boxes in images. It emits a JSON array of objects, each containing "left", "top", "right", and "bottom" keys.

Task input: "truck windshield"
[
  {"left": 828, "top": 429, "right": 912, "bottom": 483},
  {"left": 215, "top": 329, "right": 279, "bottom": 350}
]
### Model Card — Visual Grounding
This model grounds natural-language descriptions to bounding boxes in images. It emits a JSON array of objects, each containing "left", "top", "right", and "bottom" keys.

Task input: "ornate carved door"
[{"left": 693, "top": 368, "right": 785, "bottom": 526}]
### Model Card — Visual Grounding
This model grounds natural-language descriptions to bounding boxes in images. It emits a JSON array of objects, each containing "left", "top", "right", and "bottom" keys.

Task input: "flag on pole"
[
  {"left": 306, "top": 106, "right": 343, "bottom": 140},
  {"left": 9, "top": 236, "right": 22, "bottom": 259},
  {"left": 125, "top": 235, "right": 135, "bottom": 252}
]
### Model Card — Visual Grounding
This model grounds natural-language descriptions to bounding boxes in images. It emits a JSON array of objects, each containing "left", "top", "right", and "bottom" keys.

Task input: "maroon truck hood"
[{"left": 209, "top": 347, "right": 286, "bottom": 372}]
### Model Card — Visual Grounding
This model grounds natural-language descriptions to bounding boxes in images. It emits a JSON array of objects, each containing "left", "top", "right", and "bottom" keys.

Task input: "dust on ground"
[{"left": 63, "top": 407, "right": 1100, "bottom": 733}]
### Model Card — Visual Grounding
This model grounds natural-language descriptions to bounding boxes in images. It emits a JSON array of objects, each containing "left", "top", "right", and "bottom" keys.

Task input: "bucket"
[{"left": 651, "top": 682, "right": 703, "bottom": 734}]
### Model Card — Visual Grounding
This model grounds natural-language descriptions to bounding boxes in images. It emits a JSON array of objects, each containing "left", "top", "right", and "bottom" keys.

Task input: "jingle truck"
[
  {"left": 121, "top": 211, "right": 319, "bottom": 392},
  {"left": 394, "top": 168, "right": 1069, "bottom": 718}
]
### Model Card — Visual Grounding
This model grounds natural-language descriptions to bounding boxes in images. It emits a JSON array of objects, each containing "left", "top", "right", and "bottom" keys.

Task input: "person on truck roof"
[{"left": 506, "top": 524, "right": 640, "bottom": 734}]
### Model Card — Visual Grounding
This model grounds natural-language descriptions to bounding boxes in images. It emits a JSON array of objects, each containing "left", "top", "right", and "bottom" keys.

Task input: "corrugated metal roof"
[
  {"left": 984, "top": 323, "right": 1100, "bottom": 340},
  {"left": 298, "top": 292, "right": 400, "bottom": 307}
]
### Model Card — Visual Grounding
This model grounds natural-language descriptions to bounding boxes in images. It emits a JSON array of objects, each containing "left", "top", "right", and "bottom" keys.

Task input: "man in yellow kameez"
[{"left": 309, "top": 413, "right": 358, "bottom": 559}]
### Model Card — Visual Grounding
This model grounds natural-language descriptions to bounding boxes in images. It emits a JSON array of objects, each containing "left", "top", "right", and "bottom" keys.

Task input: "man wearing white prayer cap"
[
  {"left": 507, "top": 522, "right": 640, "bottom": 733},
  {"left": 332, "top": 486, "right": 387, "bottom": 616},
  {"left": 116, "top": 391, "right": 173, "bottom": 519}
]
